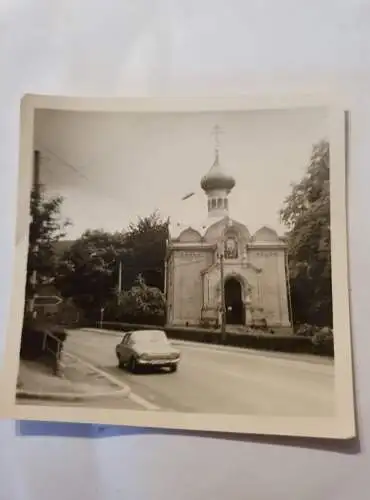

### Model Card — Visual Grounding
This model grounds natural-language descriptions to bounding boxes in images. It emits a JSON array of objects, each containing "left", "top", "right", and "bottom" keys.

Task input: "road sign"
[{"left": 34, "top": 295, "right": 63, "bottom": 307}]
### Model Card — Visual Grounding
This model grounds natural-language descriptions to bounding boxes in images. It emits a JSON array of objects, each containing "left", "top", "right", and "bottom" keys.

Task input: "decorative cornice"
[
  {"left": 168, "top": 243, "right": 217, "bottom": 252},
  {"left": 247, "top": 243, "right": 287, "bottom": 250},
  {"left": 224, "top": 260, "right": 262, "bottom": 274}
]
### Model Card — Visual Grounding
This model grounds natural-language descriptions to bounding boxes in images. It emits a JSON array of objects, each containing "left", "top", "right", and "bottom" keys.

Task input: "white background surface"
[{"left": 1, "top": 1, "right": 369, "bottom": 499}]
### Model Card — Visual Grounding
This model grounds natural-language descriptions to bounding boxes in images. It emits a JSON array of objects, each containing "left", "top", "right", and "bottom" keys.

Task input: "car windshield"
[{"left": 132, "top": 330, "right": 168, "bottom": 344}]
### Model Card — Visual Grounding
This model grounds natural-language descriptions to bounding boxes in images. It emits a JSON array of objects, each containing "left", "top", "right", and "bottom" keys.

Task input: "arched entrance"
[{"left": 224, "top": 277, "right": 244, "bottom": 325}]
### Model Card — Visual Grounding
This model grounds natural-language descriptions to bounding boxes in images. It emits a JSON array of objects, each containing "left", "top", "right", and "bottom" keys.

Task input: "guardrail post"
[
  {"left": 41, "top": 330, "right": 64, "bottom": 377},
  {"left": 42, "top": 331, "right": 47, "bottom": 351}
]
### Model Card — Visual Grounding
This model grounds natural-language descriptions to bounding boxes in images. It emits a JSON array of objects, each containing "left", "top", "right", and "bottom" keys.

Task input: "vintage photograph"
[{"left": 1, "top": 96, "right": 354, "bottom": 438}]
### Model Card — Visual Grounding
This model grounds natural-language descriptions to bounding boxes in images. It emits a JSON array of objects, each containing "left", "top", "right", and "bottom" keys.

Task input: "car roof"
[
  {"left": 133, "top": 329, "right": 166, "bottom": 334},
  {"left": 130, "top": 329, "right": 166, "bottom": 337}
]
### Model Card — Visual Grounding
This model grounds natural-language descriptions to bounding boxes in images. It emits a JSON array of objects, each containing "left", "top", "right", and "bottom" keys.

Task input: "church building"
[{"left": 165, "top": 129, "right": 291, "bottom": 332}]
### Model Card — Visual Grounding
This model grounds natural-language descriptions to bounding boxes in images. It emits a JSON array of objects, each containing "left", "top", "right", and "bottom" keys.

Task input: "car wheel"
[
  {"left": 169, "top": 364, "right": 178, "bottom": 373},
  {"left": 129, "top": 356, "right": 138, "bottom": 373},
  {"left": 117, "top": 356, "right": 124, "bottom": 369}
]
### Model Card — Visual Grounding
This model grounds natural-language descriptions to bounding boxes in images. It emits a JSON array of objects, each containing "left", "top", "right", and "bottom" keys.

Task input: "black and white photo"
[{"left": 1, "top": 95, "right": 354, "bottom": 438}]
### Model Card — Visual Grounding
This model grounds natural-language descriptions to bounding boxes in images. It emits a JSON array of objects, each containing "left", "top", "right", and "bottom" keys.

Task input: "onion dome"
[{"left": 200, "top": 150, "right": 235, "bottom": 193}]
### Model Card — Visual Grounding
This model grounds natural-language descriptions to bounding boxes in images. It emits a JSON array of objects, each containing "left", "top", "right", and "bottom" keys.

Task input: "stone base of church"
[
  {"left": 166, "top": 319, "right": 293, "bottom": 335},
  {"left": 264, "top": 325, "right": 294, "bottom": 335},
  {"left": 167, "top": 306, "right": 292, "bottom": 332},
  {"left": 168, "top": 320, "right": 203, "bottom": 327}
]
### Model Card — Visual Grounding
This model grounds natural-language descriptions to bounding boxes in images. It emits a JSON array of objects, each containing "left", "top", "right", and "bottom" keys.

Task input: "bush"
[
  {"left": 114, "top": 314, "right": 165, "bottom": 327},
  {"left": 20, "top": 317, "right": 68, "bottom": 373},
  {"left": 105, "top": 276, "right": 166, "bottom": 326},
  {"left": 166, "top": 328, "right": 334, "bottom": 357},
  {"left": 311, "top": 327, "right": 334, "bottom": 356},
  {"left": 165, "top": 327, "right": 334, "bottom": 357},
  {"left": 295, "top": 323, "right": 316, "bottom": 337},
  {"left": 165, "top": 328, "right": 306, "bottom": 351},
  {"left": 97, "top": 321, "right": 163, "bottom": 333}
]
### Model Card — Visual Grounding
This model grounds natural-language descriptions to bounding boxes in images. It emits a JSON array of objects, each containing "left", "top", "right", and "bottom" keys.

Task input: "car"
[{"left": 115, "top": 329, "right": 180, "bottom": 373}]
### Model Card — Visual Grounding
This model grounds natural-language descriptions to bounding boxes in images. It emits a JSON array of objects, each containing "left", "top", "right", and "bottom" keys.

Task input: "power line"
[
  {"left": 39, "top": 145, "right": 90, "bottom": 181},
  {"left": 37, "top": 146, "right": 203, "bottom": 241},
  {"left": 37, "top": 145, "right": 170, "bottom": 223}
]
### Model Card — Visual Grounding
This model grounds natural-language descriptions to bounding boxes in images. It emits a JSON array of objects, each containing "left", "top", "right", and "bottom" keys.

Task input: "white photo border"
[{"left": 0, "top": 94, "right": 355, "bottom": 440}]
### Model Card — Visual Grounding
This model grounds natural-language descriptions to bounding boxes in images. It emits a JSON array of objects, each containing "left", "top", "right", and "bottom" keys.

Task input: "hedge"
[
  {"left": 96, "top": 321, "right": 334, "bottom": 357},
  {"left": 20, "top": 318, "right": 68, "bottom": 374},
  {"left": 165, "top": 328, "right": 334, "bottom": 357}
]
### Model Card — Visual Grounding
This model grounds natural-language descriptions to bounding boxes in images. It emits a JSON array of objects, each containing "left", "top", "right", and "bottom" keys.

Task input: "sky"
[{"left": 34, "top": 106, "right": 329, "bottom": 240}]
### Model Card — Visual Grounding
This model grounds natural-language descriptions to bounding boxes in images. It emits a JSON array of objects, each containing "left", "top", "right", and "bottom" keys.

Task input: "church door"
[{"left": 224, "top": 278, "right": 244, "bottom": 325}]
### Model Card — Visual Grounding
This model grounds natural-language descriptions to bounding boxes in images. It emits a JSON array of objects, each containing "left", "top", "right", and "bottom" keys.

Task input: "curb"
[
  {"left": 172, "top": 339, "right": 333, "bottom": 365},
  {"left": 62, "top": 351, "right": 131, "bottom": 391},
  {"left": 64, "top": 351, "right": 161, "bottom": 411},
  {"left": 16, "top": 386, "right": 129, "bottom": 403},
  {"left": 17, "top": 351, "right": 132, "bottom": 403},
  {"left": 80, "top": 328, "right": 122, "bottom": 337}
]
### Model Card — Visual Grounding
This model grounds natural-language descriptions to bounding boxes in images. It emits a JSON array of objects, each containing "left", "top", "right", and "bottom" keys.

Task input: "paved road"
[{"left": 63, "top": 329, "right": 336, "bottom": 417}]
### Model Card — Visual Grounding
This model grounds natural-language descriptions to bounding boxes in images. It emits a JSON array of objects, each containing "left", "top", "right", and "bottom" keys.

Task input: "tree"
[
  {"left": 120, "top": 211, "right": 169, "bottom": 291},
  {"left": 55, "top": 211, "right": 169, "bottom": 319},
  {"left": 280, "top": 140, "right": 332, "bottom": 327},
  {"left": 26, "top": 185, "right": 70, "bottom": 297},
  {"left": 106, "top": 274, "right": 166, "bottom": 325},
  {"left": 55, "top": 229, "right": 127, "bottom": 314}
]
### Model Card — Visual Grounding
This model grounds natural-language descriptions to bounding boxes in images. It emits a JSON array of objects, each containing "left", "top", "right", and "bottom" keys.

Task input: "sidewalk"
[{"left": 17, "top": 352, "right": 130, "bottom": 402}]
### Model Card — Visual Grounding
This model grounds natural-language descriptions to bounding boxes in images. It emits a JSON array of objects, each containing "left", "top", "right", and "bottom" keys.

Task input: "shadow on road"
[{"left": 116, "top": 366, "right": 177, "bottom": 377}]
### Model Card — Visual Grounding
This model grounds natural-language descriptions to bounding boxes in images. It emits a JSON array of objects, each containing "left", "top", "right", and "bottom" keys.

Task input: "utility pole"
[
  {"left": 28, "top": 150, "right": 41, "bottom": 317},
  {"left": 219, "top": 252, "right": 227, "bottom": 343},
  {"left": 117, "top": 259, "right": 123, "bottom": 305}
]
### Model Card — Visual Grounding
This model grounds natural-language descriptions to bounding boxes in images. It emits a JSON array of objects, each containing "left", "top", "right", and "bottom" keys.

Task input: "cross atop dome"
[{"left": 211, "top": 124, "right": 223, "bottom": 150}]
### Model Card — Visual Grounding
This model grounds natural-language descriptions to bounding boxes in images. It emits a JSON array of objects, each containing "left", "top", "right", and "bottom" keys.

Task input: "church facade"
[{"left": 165, "top": 139, "right": 291, "bottom": 332}]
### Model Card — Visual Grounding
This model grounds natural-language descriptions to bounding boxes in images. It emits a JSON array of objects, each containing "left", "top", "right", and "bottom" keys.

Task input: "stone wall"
[
  {"left": 249, "top": 247, "right": 290, "bottom": 326},
  {"left": 170, "top": 249, "right": 213, "bottom": 325}
]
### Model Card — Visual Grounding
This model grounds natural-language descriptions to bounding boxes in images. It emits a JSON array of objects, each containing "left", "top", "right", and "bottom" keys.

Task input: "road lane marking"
[
  {"left": 63, "top": 352, "right": 127, "bottom": 388},
  {"left": 63, "top": 351, "right": 161, "bottom": 411},
  {"left": 128, "top": 392, "right": 160, "bottom": 411}
]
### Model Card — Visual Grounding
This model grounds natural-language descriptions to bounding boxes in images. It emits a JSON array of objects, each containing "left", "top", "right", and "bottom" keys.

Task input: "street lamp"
[
  {"left": 218, "top": 252, "right": 227, "bottom": 344},
  {"left": 116, "top": 258, "right": 123, "bottom": 305}
]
